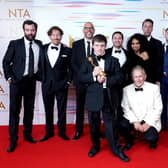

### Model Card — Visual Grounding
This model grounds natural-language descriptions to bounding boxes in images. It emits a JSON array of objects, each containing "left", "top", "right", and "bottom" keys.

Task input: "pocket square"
[{"left": 61, "top": 54, "right": 68, "bottom": 58}]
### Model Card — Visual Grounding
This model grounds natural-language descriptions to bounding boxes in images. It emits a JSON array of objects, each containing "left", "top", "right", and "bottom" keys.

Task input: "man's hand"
[
  {"left": 97, "top": 75, "right": 106, "bottom": 84},
  {"left": 142, "top": 123, "right": 150, "bottom": 132},
  {"left": 92, "top": 66, "right": 103, "bottom": 77},
  {"left": 133, "top": 122, "right": 144, "bottom": 132}
]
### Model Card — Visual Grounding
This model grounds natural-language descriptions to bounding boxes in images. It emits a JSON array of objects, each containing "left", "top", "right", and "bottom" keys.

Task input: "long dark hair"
[{"left": 127, "top": 33, "right": 149, "bottom": 54}]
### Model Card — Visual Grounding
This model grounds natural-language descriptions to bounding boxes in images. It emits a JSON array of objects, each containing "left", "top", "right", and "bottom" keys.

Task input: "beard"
[{"left": 25, "top": 34, "right": 36, "bottom": 41}]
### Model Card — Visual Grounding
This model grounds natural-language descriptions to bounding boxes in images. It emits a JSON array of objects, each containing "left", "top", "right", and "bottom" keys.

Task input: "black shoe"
[
  {"left": 115, "top": 151, "right": 129, "bottom": 162},
  {"left": 161, "top": 126, "right": 168, "bottom": 131},
  {"left": 7, "top": 142, "right": 17, "bottom": 152},
  {"left": 149, "top": 143, "right": 157, "bottom": 149},
  {"left": 72, "top": 132, "right": 82, "bottom": 140},
  {"left": 100, "top": 132, "right": 105, "bottom": 139},
  {"left": 39, "top": 134, "right": 54, "bottom": 142},
  {"left": 58, "top": 133, "right": 69, "bottom": 140},
  {"left": 24, "top": 136, "right": 37, "bottom": 143},
  {"left": 88, "top": 146, "right": 100, "bottom": 157},
  {"left": 122, "top": 142, "right": 134, "bottom": 151}
]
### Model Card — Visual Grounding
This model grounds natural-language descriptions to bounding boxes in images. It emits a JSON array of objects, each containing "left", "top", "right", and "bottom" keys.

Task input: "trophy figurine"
[{"left": 87, "top": 56, "right": 106, "bottom": 77}]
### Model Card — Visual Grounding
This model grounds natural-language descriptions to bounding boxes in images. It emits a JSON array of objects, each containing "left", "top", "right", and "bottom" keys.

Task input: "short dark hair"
[
  {"left": 165, "top": 28, "right": 168, "bottom": 32},
  {"left": 23, "top": 20, "right": 38, "bottom": 30},
  {"left": 92, "top": 34, "right": 107, "bottom": 45},
  {"left": 47, "top": 26, "right": 64, "bottom": 36},
  {"left": 142, "top": 18, "right": 154, "bottom": 27},
  {"left": 112, "top": 31, "right": 124, "bottom": 40}
]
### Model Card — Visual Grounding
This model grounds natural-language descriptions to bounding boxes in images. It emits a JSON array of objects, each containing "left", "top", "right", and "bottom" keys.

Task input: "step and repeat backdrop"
[{"left": 0, "top": 0, "right": 167, "bottom": 125}]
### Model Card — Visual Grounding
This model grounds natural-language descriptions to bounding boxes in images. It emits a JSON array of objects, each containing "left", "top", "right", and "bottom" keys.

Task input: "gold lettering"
[
  {"left": 163, "top": 10, "right": 168, "bottom": 19},
  {"left": 0, "top": 86, "right": 5, "bottom": 94},
  {"left": 0, "top": 102, "right": 6, "bottom": 110}
]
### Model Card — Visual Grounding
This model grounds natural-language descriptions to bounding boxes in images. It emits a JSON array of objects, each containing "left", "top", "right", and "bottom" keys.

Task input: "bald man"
[{"left": 71, "top": 22, "right": 95, "bottom": 140}]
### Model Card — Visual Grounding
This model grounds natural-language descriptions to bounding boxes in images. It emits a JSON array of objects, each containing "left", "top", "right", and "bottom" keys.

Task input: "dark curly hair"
[{"left": 127, "top": 33, "right": 149, "bottom": 54}]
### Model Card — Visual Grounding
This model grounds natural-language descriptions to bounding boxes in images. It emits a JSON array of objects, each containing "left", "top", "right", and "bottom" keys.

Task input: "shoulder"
[
  {"left": 151, "top": 37, "right": 162, "bottom": 45},
  {"left": 43, "top": 43, "right": 50, "bottom": 49},
  {"left": 106, "top": 47, "right": 112, "bottom": 54},
  {"left": 123, "top": 83, "right": 134, "bottom": 92},
  {"left": 73, "top": 39, "right": 84, "bottom": 46},
  {"left": 62, "top": 44, "right": 72, "bottom": 52},
  {"left": 144, "top": 81, "right": 159, "bottom": 91},
  {"left": 34, "top": 39, "right": 43, "bottom": 46}
]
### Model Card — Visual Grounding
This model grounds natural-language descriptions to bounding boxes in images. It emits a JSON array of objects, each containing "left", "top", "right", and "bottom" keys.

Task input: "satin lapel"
[
  {"left": 81, "top": 39, "right": 86, "bottom": 58},
  {"left": 55, "top": 43, "right": 63, "bottom": 65},
  {"left": 20, "top": 38, "right": 26, "bottom": 61},
  {"left": 104, "top": 56, "right": 110, "bottom": 73},
  {"left": 44, "top": 43, "right": 51, "bottom": 66}
]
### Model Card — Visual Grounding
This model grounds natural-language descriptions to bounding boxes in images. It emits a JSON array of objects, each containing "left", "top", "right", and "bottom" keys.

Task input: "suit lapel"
[
  {"left": 81, "top": 39, "right": 86, "bottom": 58},
  {"left": 44, "top": 43, "right": 51, "bottom": 66},
  {"left": 104, "top": 56, "right": 110, "bottom": 73},
  {"left": 20, "top": 38, "right": 26, "bottom": 61},
  {"left": 55, "top": 43, "right": 63, "bottom": 65}
]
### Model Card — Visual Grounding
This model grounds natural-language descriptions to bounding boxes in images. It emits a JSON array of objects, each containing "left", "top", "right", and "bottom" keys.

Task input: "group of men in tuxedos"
[{"left": 2, "top": 18, "right": 166, "bottom": 162}]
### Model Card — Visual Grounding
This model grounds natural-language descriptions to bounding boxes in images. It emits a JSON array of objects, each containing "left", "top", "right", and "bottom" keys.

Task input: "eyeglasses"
[{"left": 84, "top": 27, "right": 94, "bottom": 30}]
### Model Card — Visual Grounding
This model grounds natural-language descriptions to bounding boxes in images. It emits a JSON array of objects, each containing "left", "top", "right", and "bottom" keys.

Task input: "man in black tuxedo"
[
  {"left": 142, "top": 18, "right": 163, "bottom": 84},
  {"left": 3, "top": 20, "right": 43, "bottom": 152},
  {"left": 79, "top": 34, "right": 129, "bottom": 162},
  {"left": 39, "top": 26, "right": 72, "bottom": 142},
  {"left": 106, "top": 31, "right": 128, "bottom": 85},
  {"left": 71, "top": 22, "right": 95, "bottom": 140},
  {"left": 106, "top": 31, "right": 129, "bottom": 146}
]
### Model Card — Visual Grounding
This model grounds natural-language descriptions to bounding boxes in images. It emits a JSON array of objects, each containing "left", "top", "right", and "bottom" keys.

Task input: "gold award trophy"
[{"left": 87, "top": 56, "right": 106, "bottom": 77}]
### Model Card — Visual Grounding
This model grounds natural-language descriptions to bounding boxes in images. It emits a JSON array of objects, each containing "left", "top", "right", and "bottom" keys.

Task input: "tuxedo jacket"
[
  {"left": 3, "top": 37, "right": 43, "bottom": 83},
  {"left": 121, "top": 81, "right": 163, "bottom": 132},
  {"left": 40, "top": 43, "right": 72, "bottom": 93},
  {"left": 71, "top": 38, "right": 91, "bottom": 86},
  {"left": 106, "top": 47, "right": 129, "bottom": 70},
  {"left": 147, "top": 37, "right": 164, "bottom": 82},
  {"left": 79, "top": 54, "right": 123, "bottom": 112}
]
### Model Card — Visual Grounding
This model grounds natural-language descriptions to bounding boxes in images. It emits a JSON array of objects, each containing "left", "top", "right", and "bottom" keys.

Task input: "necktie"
[
  {"left": 28, "top": 41, "right": 34, "bottom": 77},
  {"left": 135, "top": 88, "right": 143, "bottom": 91},
  {"left": 87, "top": 41, "right": 91, "bottom": 57},
  {"left": 115, "top": 50, "right": 121, "bottom": 53},
  {"left": 51, "top": 46, "right": 58, "bottom": 50},
  {"left": 97, "top": 55, "right": 105, "bottom": 61}
]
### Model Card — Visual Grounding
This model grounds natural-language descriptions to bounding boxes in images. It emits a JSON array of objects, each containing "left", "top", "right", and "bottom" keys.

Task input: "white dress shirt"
[
  {"left": 111, "top": 47, "right": 126, "bottom": 67},
  {"left": 23, "top": 37, "right": 40, "bottom": 76},
  {"left": 47, "top": 43, "right": 61, "bottom": 68}
]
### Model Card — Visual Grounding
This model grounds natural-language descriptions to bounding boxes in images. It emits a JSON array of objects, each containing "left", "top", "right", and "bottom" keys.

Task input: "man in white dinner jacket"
[{"left": 119, "top": 65, "right": 163, "bottom": 150}]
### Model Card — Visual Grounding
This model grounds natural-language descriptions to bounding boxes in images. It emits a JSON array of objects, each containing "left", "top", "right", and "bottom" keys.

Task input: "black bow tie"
[
  {"left": 114, "top": 50, "right": 121, "bottom": 53},
  {"left": 135, "top": 88, "right": 143, "bottom": 91},
  {"left": 97, "top": 55, "right": 105, "bottom": 61},
  {"left": 51, "top": 46, "right": 58, "bottom": 50}
]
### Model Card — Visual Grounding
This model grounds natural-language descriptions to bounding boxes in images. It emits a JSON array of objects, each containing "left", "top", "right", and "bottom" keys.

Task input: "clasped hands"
[
  {"left": 133, "top": 121, "right": 150, "bottom": 133},
  {"left": 92, "top": 66, "right": 106, "bottom": 84}
]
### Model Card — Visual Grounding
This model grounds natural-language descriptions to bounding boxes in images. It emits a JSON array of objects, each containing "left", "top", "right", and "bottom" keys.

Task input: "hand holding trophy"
[{"left": 87, "top": 56, "right": 106, "bottom": 83}]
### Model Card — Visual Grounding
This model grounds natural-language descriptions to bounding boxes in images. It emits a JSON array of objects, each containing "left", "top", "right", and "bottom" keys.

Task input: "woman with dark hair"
[{"left": 126, "top": 33, "right": 153, "bottom": 83}]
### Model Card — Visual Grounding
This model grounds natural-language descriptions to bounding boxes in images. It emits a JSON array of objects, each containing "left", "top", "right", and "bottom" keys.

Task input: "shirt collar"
[
  {"left": 147, "top": 36, "right": 152, "bottom": 41},
  {"left": 24, "top": 36, "right": 34, "bottom": 45},
  {"left": 84, "top": 38, "right": 92, "bottom": 44}
]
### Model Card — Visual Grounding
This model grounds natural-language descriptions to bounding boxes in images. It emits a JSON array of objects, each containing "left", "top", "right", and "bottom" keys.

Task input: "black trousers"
[
  {"left": 9, "top": 76, "right": 36, "bottom": 142},
  {"left": 119, "top": 117, "right": 159, "bottom": 144},
  {"left": 42, "top": 87, "right": 68, "bottom": 136},
  {"left": 88, "top": 89, "right": 120, "bottom": 155},
  {"left": 74, "top": 85, "right": 87, "bottom": 133}
]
